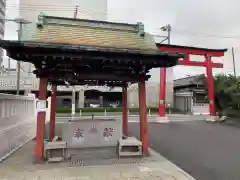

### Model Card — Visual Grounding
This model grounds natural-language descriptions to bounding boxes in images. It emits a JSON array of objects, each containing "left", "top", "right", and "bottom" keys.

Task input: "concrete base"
[
  {"left": 155, "top": 116, "right": 171, "bottom": 123},
  {"left": 118, "top": 137, "right": 142, "bottom": 157},
  {"left": 205, "top": 116, "right": 218, "bottom": 122},
  {"left": 205, "top": 116, "right": 227, "bottom": 122},
  {"left": 66, "top": 146, "right": 117, "bottom": 160}
]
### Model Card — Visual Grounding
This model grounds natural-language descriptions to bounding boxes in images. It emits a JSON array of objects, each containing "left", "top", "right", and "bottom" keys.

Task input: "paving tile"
[
  {"left": 107, "top": 172, "right": 122, "bottom": 179},
  {"left": 3, "top": 174, "right": 26, "bottom": 180},
  {"left": 55, "top": 176, "right": 92, "bottom": 180},
  {"left": 90, "top": 175, "right": 106, "bottom": 180},
  {"left": 130, "top": 177, "right": 146, "bottom": 180},
  {"left": 22, "top": 174, "right": 40, "bottom": 180},
  {"left": 121, "top": 171, "right": 140, "bottom": 178},
  {"left": 0, "top": 141, "right": 196, "bottom": 180},
  {"left": 143, "top": 176, "right": 162, "bottom": 180},
  {"left": 38, "top": 174, "right": 55, "bottom": 180},
  {"left": 75, "top": 177, "right": 92, "bottom": 180},
  {"left": 160, "top": 175, "right": 178, "bottom": 180}
]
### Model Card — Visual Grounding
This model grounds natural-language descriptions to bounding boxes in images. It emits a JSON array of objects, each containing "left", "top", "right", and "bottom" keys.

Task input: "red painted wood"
[
  {"left": 179, "top": 60, "right": 223, "bottom": 68},
  {"left": 50, "top": 85, "right": 57, "bottom": 141},
  {"left": 159, "top": 46, "right": 225, "bottom": 57},
  {"left": 122, "top": 86, "right": 128, "bottom": 136},
  {"left": 159, "top": 68, "right": 167, "bottom": 117},
  {"left": 35, "top": 77, "right": 48, "bottom": 160},
  {"left": 138, "top": 77, "right": 148, "bottom": 154},
  {"left": 205, "top": 55, "right": 216, "bottom": 116},
  {"left": 157, "top": 44, "right": 225, "bottom": 117}
]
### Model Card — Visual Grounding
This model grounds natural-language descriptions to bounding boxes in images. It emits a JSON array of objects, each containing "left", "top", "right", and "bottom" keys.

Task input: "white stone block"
[{"left": 155, "top": 116, "right": 171, "bottom": 123}]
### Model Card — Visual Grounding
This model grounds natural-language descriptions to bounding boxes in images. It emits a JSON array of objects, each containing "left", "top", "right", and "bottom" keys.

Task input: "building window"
[{"left": 62, "top": 98, "right": 71, "bottom": 107}]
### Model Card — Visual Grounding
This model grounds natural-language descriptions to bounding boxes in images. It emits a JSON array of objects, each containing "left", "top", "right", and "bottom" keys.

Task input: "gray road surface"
[{"left": 128, "top": 121, "right": 240, "bottom": 180}]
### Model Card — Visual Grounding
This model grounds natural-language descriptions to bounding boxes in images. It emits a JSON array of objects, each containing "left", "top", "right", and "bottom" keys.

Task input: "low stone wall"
[{"left": 0, "top": 93, "right": 36, "bottom": 160}]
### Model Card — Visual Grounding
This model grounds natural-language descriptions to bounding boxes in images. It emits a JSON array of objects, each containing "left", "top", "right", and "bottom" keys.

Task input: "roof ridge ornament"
[
  {"left": 137, "top": 22, "right": 145, "bottom": 37},
  {"left": 37, "top": 12, "right": 46, "bottom": 29}
]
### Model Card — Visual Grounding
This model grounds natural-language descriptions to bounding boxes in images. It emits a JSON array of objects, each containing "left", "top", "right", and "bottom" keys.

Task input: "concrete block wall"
[
  {"left": 0, "top": 93, "right": 36, "bottom": 160},
  {"left": 62, "top": 119, "right": 122, "bottom": 149}
]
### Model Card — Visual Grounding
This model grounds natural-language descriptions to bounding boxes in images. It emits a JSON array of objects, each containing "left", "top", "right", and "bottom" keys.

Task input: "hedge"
[{"left": 56, "top": 107, "right": 160, "bottom": 113}]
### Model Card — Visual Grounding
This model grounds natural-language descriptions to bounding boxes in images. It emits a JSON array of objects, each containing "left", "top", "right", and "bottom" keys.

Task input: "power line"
[
  {"left": 6, "top": 7, "right": 106, "bottom": 15},
  {"left": 5, "top": 3, "right": 240, "bottom": 40},
  {"left": 6, "top": 3, "right": 107, "bottom": 15},
  {"left": 171, "top": 29, "right": 240, "bottom": 39}
]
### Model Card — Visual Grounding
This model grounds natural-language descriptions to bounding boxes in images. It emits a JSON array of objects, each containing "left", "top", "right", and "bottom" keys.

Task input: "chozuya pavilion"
[{"left": 0, "top": 13, "right": 181, "bottom": 161}]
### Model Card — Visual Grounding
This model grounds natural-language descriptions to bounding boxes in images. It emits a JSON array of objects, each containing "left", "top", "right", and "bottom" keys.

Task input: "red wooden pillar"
[
  {"left": 50, "top": 84, "right": 57, "bottom": 141},
  {"left": 122, "top": 85, "right": 128, "bottom": 136},
  {"left": 35, "top": 77, "right": 48, "bottom": 160},
  {"left": 158, "top": 67, "right": 167, "bottom": 116},
  {"left": 138, "top": 77, "right": 149, "bottom": 154},
  {"left": 205, "top": 55, "right": 216, "bottom": 116}
]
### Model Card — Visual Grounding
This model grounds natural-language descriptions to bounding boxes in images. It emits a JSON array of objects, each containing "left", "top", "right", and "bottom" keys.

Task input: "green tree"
[{"left": 201, "top": 74, "right": 240, "bottom": 117}]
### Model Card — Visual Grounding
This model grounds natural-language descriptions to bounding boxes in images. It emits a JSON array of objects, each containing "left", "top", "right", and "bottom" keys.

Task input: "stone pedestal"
[
  {"left": 155, "top": 116, "right": 171, "bottom": 123},
  {"left": 205, "top": 116, "right": 226, "bottom": 122}
]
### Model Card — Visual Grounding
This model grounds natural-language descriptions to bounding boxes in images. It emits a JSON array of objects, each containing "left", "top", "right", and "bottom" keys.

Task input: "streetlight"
[{"left": 2, "top": 18, "right": 31, "bottom": 94}]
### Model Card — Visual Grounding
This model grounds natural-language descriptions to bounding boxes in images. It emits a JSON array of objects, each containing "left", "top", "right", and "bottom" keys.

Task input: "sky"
[{"left": 3, "top": 0, "right": 240, "bottom": 80}]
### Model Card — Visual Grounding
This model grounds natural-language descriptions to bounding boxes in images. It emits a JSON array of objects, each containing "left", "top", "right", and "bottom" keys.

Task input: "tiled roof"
[
  {"left": 22, "top": 15, "right": 158, "bottom": 51},
  {"left": 174, "top": 74, "right": 205, "bottom": 87}
]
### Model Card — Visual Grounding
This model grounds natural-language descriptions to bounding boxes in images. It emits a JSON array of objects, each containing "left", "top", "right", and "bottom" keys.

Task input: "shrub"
[{"left": 55, "top": 107, "right": 159, "bottom": 113}]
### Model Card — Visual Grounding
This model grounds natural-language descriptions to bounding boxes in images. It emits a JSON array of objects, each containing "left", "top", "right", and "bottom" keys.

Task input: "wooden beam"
[
  {"left": 10, "top": 51, "right": 178, "bottom": 69},
  {"left": 49, "top": 79, "right": 129, "bottom": 87},
  {"left": 41, "top": 70, "right": 150, "bottom": 81},
  {"left": 179, "top": 60, "right": 223, "bottom": 68},
  {"left": 158, "top": 44, "right": 226, "bottom": 57}
]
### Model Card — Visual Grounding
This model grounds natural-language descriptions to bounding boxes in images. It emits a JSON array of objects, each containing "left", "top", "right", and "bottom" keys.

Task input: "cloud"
[
  {"left": 3, "top": 0, "right": 240, "bottom": 78},
  {"left": 109, "top": 0, "right": 240, "bottom": 78}
]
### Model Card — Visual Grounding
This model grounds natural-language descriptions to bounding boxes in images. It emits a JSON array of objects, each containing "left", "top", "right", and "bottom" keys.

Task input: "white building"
[{"left": 0, "top": 0, "right": 5, "bottom": 66}]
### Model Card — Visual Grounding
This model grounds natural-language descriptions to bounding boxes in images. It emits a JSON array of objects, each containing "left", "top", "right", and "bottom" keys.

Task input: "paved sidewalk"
[
  {"left": 0, "top": 161, "right": 195, "bottom": 180},
  {"left": 0, "top": 147, "right": 195, "bottom": 180},
  {"left": 0, "top": 138, "right": 195, "bottom": 180}
]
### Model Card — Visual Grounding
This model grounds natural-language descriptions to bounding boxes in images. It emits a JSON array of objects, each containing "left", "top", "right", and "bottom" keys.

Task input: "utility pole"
[
  {"left": 16, "top": 22, "right": 23, "bottom": 95},
  {"left": 160, "top": 24, "right": 171, "bottom": 44},
  {"left": 72, "top": 5, "right": 78, "bottom": 118},
  {"left": 71, "top": 86, "right": 76, "bottom": 118},
  {"left": 167, "top": 24, "right": 171, "bottom": 44},
  {"left": 16, "top": 19, "right": 31, "bottom": 95},
  {"left": 232, "top": 47, "right": 237, "bottom": 77},
  {"left": 74, "top": 6, "right": 79, "bottom": 19},
  {"left": 8, "top": 57, "right": 10, "bottom": 76},
  {"left": 0, "top": 18, "right": 30, "bottom": 94}
]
